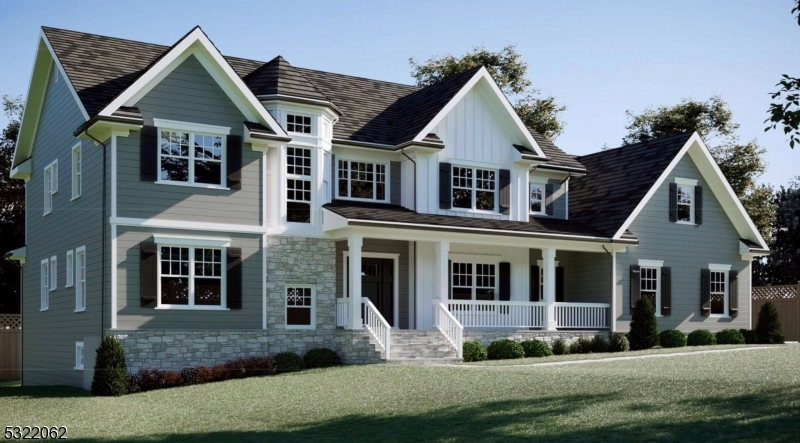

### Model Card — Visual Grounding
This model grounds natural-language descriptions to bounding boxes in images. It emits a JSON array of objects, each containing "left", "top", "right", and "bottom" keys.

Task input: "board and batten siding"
[
  {"left": 115, "top": 227, "right": 262, "bottom": 330},
  {"left": 335, "top": 239, "right": 410, "bottom": 329},
  {"left": 23, "top": 63, "right": 103, "bottom": 387},
  {"left": 117, "top": 54, "right": 262, "bottom": 225},
  {"left": 615, "top": 154, "right": 751, "bottom": 332}
]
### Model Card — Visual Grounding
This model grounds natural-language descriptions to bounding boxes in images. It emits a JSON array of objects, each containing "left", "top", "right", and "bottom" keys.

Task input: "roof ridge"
[
  {"left": 294, "top": 66, "right": 419, "bottom": 90},
  {"left": 41, "top": 26, "right": 169, "bottom": 50},
  {"left": 579, "top": 130, "right": 694, "bottom": 160}
]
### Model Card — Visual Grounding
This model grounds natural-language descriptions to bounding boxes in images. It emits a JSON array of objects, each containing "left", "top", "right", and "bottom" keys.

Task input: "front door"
[{"left": 361, "top": 258, "right": 394, "bottom": 327}]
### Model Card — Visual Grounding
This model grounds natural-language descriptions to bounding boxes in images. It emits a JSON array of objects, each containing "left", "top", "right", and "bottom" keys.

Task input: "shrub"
[
  {"left": 569, "top": 337, "right": 593, "bottom": 354},
  {"left": 756, "top": 301, "right": 785, "bottom": 344},
  {"left": 520, "top": 340, "right": 552, "bottom": 358},
  {"left": 196, "top": 366, "right": 215, "bottom": 384},
  {"left": 303, "top": 348, "right": 341, "bottom": 368},
  {"left": 209, "top": 363, "right": 230, "bottom": 381},
  {"left": 687, "top": 329, "right": 716, "bottom": 346},
  {"left": 242, "top": 356, "right": 278, "bottom": 376},
  {"left": 551, "top": 338, "right": 569, "bottom": 355},
  {"left": 462, "top": 341, "right": 488, "bottom": 362},
  {"left": 590, "top": 335, "right": 609, "bottom": 353},
  {"left": 163, "top": 371, "right": 184, "bottom": 388},
  {"left": 608, "top": 333, "right": 630, "bottom": 352},
  {"left": 629, "top": 298, "right": 659, "bottom": 350},
  {"left": 224, "top": 359, "right": 247, "bottom": 379},
  {"left": 487, "top": 339, "right": 525, "bottom": 360},
  {"left": 275, "top": 352, "right": 305, "bottom": 371},
  {"left": 91, "top": 336, "right": 129, "bottom": 396},
  {"left": 716, "top": 329, "right": 746, "bottom": 345},
  {"left": 659, "top": 329, "right": 687, "bottom": 348},
  {"left": 138, "top": 369, "right": 166, "bottom": 392},
  {"left": 739, "top": 329, "right": 758, "bottom": 345},
  {"left": 180, "top": 367, "right": 198, "bottom": 385},
  {"left": 126, "top": 374, "right": 141, "bottom": 394}
]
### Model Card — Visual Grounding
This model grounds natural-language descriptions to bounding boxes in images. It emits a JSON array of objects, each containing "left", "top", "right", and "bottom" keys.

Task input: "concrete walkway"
[{"left": 449, "top": 346, "right": 778, "bottom": 369}]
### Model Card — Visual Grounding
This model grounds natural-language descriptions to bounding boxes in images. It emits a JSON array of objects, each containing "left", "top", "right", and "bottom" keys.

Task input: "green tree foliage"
[
  {"left": 91, "top": 336, "right": 129, "bottom": 396},
  {"left": 755, "top": 301, "right": 785, "bottom": 344},
  {"left": 0, "top": 95, "right": 25, "bottom": 313},
  {"left": 410, "top": 45, "right": 566, "bottom": 140},
  {"left": 765, "top": 1, "right": 800, "bottom": 148},
  {"left": 755, "top": 179, "right": 800, "bottom": 285},
  {"left": 628, "top": 298, "right": 659, "bottom": 350},
  {"left": 622, "top": 96, "right": 776, "bottom": 241}
]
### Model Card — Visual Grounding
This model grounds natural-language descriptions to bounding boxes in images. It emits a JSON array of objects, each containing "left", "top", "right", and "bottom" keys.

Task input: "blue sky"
[{"left": 1, "top": 0, "right": 798, "bottom": 186}]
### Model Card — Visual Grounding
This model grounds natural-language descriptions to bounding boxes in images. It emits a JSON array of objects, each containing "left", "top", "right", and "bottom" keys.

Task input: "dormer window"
[
  {"left": 287, "top": 114, "right": 311, "bottom": 134},
  {"left": 452, "top": 166, "right": 495, "bottom": 211},
  {"left": 337, "top": 160, "right": 387, "bottom": 202}
]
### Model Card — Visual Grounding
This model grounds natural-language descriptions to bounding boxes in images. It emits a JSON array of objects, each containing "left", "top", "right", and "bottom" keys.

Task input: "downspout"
[
  {"left": 400, "top": 147, "right": 417, "bottom": 212},
  {"left": 86, "top": 131, "right": 107, "bottom": 337}
]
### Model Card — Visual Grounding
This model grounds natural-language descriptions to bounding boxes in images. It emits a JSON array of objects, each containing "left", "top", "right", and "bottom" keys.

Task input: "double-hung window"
[
  {"left": 530, "top": 180, "right": 546, "bottom": 215},
  {"left": 159, "top": 246, "right": 224, "bottom": 307},
  {"left": 286, "top": 285, "right": 315, "bottom": 328},
  {"left": 638, "top": 259, "right": 663, "bottom": 315},
  {"left": 75, "top": 247, "right": 86, "bottom": 312},
  {"left": 50, "top": 256, "right": 57, "bottom": 291},
  {"left": 287, "top": 114, "right": 312, "bottom": 134},
  {"left": 75, "top": 342, "right": 84, "bottom": 370},
  {"left": 158, "top": 128, "right": 225, "bottom": 186},
  {"left": 43, "top": 160, "right": 58, "bottom": 215},
  {"left": 66, "top": 250, "right": 74, "bottom": 288},
  {"left": 675, "top": 178, "right": 697, "bottom": 224},
  {"left": 337, "top": 160, "right": 387, "bottom": 201},
  {"left": 451, "top": 261, "right": 496, "bottom": 301},
  {"left": 40, "top": 259, "right": 49, "bottom": 310},
  {"left": 709, "top": 264, "right": 730, "bottom": 316},
  {"left": 286, "top": 147, "right": 312, "bottom": 223},
  {"left": 452, "top": 167, "right": 496, "bottom": 211},
  {"left": 71, "top": 143, "right": 81, "bottom": 200}
]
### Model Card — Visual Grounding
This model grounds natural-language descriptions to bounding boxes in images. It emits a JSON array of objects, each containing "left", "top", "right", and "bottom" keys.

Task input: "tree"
[
  {"left": 91, "top": 336, "right": 129, "bottom": 396},
  {"left": 628, "top": 298, "right": 659, "bottom": 350},
  {"left": 622, "top": 96, "right": 776, "bottom": 241},
  {"left": 410, "top": 45, "right": 566, "bottom": 140},
  {"left": 755, "top": 301, "right": 785, "bottom": 344},
  {"left": 0, "top": 95, "right": 25, "bottom": 313},
  {"left": 756, "top": 178, "right": 800, "bottom": 285},
  {"left": 764, "top": 1, "right": 800, "bottom": 148}
]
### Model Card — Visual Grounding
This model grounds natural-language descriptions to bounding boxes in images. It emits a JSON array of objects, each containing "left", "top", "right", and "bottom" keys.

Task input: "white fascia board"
[
  {"left": 10, "top": 158, "right": 32, "bottom": 181},
  {"left": 152, "top": 234, "right": 231, "bottom": 247},
  {"left": 96, "top": 28, "right": 286, "bottom": 138},
  {"left": 7, "top": 246, "right": 26, "bottom": 265},
  {"left": 412, "top": 68, "right": 546, "bottom": 159}
]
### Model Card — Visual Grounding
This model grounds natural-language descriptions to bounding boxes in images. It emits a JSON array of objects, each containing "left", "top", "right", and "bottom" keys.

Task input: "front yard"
[{"left": 2, "top": 345, "right": 799, "bottom": 442}]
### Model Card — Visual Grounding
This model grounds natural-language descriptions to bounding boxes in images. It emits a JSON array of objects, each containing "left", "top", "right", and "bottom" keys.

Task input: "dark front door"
[{"left": 361, "top": 258, "right": 394, "bottom": 327}]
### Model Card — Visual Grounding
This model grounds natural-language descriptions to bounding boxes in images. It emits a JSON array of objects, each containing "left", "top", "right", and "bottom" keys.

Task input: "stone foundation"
[{"left": 463, "top": 330, "right": 609, "bottom": 347}]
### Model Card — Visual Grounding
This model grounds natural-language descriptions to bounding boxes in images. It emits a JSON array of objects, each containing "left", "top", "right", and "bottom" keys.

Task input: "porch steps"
[
  {"left": 388, "top": 330, "right": 461, "bottom": 363},
  {"left": 386, "top": 357, "right": 462, "bottom": 366}
]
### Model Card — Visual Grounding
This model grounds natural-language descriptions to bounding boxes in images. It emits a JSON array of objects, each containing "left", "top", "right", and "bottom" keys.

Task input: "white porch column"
[
  {"left": 348, "top": 236, "right": 363, "bottom": 329},
  {"left": 434, "top": 241, "right": 450, "bottom": 304},
  {"left": 542, "top": 247, "right": 557, "bottom": 331}
]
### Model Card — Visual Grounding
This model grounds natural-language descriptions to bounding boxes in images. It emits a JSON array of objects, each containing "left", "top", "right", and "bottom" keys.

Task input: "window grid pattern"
[
  {"left": 160, "top": 247, "right": 190, "bottom": 305},
  {"left": 452, "top": 167, "right": 473, "bottom": 209},
  {"left": 287, "top": 115, "right": 311, "bottom": 134},
  {"left": 159, "top": 130, "right": 224, "bottom": 185},
  {"left": 530, "top": 183, "right": 543, "bottom": 213},
  {"left": 710, "top": 271, "right": 726, "bottom": 315},
  {"left": 677, "top": 185, "right": 693, "bottom": 222},
  {"left": 451, "top": 262, "right": 496, "bottom": 301},
  {"left": 159, "top": 246, "right": 224, "bottom": 306},
  {"left": 452, "top": 167, "right": 495, "bottom": 210},
  {"left": 286, "top": 147, "right": 312, "bottom": 223},
  {"left": 76, "top": 248, "right": 86, "bottom": 311},
  {"left": 338, "top": 160, "right": 386, "bottom": 201},
  {"left": 451, "top": 262, "right": 473, "bottom": 300},
  {"left": 286, "top": 286, "right": 314, "bottom": 327},
  {"left": 193, "top": 248, "right": 222, "bottom": 305},
  {"left": 640, "top": 267, "right": 659, "bottom": 309},
  {"left": 72, "top": 146, "right": 81, "bottom": 199},
  {"left": 475, "top": 264, "right": 496, "bottom": 301}
]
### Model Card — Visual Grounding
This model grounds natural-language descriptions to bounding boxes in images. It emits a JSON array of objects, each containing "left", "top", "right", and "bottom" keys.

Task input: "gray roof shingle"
[{"left": 244, "top": 56, "right": 331, "bottom": 102}]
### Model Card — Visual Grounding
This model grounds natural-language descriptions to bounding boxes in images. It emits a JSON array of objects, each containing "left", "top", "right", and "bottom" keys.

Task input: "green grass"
[{"left": 2, "top": 345, "right": 799, "bottom": 442}]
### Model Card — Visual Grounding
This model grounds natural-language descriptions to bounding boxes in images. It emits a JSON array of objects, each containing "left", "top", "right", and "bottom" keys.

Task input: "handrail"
[
  {"left": 447, "top": 300, "right": 547, "bottom": 328},
  {"left": 554, "top": 302, "right": 609, "bottom": 329},
  {"left": 435, "top": 302, "right": 464, "bottom": 358},
  {"left": 361, "top": 297, "right": 391, "bottom": 360}
]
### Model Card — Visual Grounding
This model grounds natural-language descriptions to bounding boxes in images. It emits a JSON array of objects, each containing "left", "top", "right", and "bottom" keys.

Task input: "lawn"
[{"left": 2, "top": 345, "right": 799, "bottom": 442}]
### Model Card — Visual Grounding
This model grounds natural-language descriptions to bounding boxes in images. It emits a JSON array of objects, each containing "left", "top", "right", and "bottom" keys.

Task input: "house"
[{"left": 7, "top": 26, "right": 769, "bottom": 389}]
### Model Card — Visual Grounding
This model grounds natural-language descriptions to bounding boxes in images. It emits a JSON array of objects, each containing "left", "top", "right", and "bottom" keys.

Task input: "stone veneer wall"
[{"left": 464, "top": 330, "right": 609, "bottom": 347}]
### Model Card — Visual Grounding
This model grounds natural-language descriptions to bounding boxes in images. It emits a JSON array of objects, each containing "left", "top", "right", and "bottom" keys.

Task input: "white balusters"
[
  {"left": 553, "top": 302, "right": 609, "bottom": 329},
  {"left": 361, "top": 297, "right": 391, "bottom": 360},
  {"left": 336, "top": 298, "right": 349, "bottom": 328},
  {"left": 435, "top": 302, "right": 464, "bottom": 358}
]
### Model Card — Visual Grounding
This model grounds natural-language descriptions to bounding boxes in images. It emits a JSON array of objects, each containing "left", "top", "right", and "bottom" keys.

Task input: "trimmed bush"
[
  {"left": 303, "top": 348, "right": 341, "bottom": 368},
  {"left": 138, "top": 369, "right": 166, "bottom": 392},
  {"left": 629, "top": 298, "right": 659, "bottom": 350},
  {"left": 608, "top": 333, "right": 630, "bottom": 352},
  {"left": 756, "top": 301, "right": 785, "bottom": 344},
  {"left": 275, "top": 352, "right": 306, "bottom": 371},
  {"left": 687, "top": 329, "right": 716, "bottom": 346},
  {"left": 739, "top": 329, "right": 758, "bottom": 345},
  {"left": 569, "top": 337, "right": 593, "bottom": 354},
  {"left": 716, "top": 329, "right": 746, "bottom": 345},
  {"left": 659, "top": 329, "right": 687, "bottom": 348},
  {"left": 91, "top": 336, "right": 129, "bottom": 396},
  {"left": 242, "top": 356, "right": 278, "bottom": 376},
  {"left": 520, "top": 340, "right": 552, "bottom": 358},
  {"left": 224, "top": 359, "right": 247, "bottom": 379},
  {"left": 163, "top": 371, "right": 184, "bottom": 388},
  {"left": 180, "top": 367, "right": 198, "bottom": 385},
  {"left": 126, "top": 374, "right": 141, "bottom": 394},
  {"left": 551, "top": 338, "right": 569, "bottom": 355},
  {"left": 462, "top": 341, "right": 488, "bottom": 362},
  {"left": 590, "top": 335, "right": 609, "bottom": 353},
  {"left": 487, "top": 339, "right": 525, "bottom": 360}
]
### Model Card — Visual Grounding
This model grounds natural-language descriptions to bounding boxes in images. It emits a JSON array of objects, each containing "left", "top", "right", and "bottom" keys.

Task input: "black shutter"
[
  {"left": 140, "top": 242, "right": 158, "bottom": 307},
  {"left": 729, "top": 269, "right": 739, "bottom": 317},
  {"left": 331, "top": 154, "right": 337, "bottom": 201},
  {"left": 140, "top": 126, "right": 158, "bottom": 182},
  {"left": 499, "top": 262, "right": 511, "bottom": 301},
  {"left": 227, "top": 247, "right": 243, "bottom": 309},
  {"left": 545, "top": 184, "right": 555, "bottom": 216},
  {"left": 669, "top": 183, "right": 678, "bottom": 222},
  {"left": 661, "top": 267, "right": 672, "bottom": 316},
  {"left": 499, "top": 169, "right": 511, "bottom": 214},
  {"left": 700, "top": 268, "right": 711, "bottom": 316},
  {"left": 226, "top": 135, "right": 243, "bottom": 189},
  {"left": 439, "top": 163, "right": 452, "bottom": 209},
  {"left": 630, "top": 264, "right": 641, "bottom": 308},
  {"left": 390, "top": 161, "right": 402, "bottom": 205},
  {"left": 530, "top": 265, "right": 540, "bottom": 302},
  {"left": 555, "top": 266, "right": 564, "bottom": 302},
  {"left": 695, "top": 185, "right": 703, "bottom": 225}
]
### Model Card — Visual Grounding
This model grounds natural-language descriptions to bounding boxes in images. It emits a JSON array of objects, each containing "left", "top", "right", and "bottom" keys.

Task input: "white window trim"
[
  {"left": 75, "top": 246, "right": 86, "bottom": 312},
  {"left": 50, "top": 256, "right": 57, "bottom": 292},
  {"left": 708, "top": 263, "right": 731, "bottom": 318},
  {"left": 285, "top": 146, "right": 314, "bottom": 224},
  {"left": 75, "top": 342, "right": 84, "bottom": 370},
  {"left": 155, "top": 123, "right": 228, "bottom": 189},
  {"left": 451, "top": 165, "right": 498, "bottom": 213},
  {"left": 536, "top": 259, "right": 559, "bottom": 298},
  {"left": 675, "top": 177, "right": 698, "bottom": 186},
  {"left": 638, "top": 259, "right": 663, "bottom": 317},
  {"left": 529, "top": 178, "right": 548, "bottom": 216},
  {"left": 155, "top": 244, "right": 228, "bottom": 310},
  {"left": 43, "top": 159, "right": 58, "bottom": 216},
  {"left": 152, "top": 235, "right": 231, "bottom": 248},
  {"left": 336, "top": 158, "right": 390, "bottom": 203},
  {"left": 71, "top": 143, "right": 82, "bottom": 201},
  {"left": 285, "top": 284, "right": 316, "bottom": 329},
  {"left": 675, "top": 177, "right": 696, "bottom": 225},
  {"left": 285, "top": 113, "right": 313, "bottom": 135},
  {"left": 66, "top": 250, "right": 74, "bottom": 288},
  {"left": 40, "top": 259, "right": 49, "bottom": 311},
  {"left": 449, "top": 254, "right": 500, "bottom": 301}
]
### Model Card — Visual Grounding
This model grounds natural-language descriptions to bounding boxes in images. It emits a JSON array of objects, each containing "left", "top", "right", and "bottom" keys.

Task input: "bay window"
[
  {"left": 286, "top": 147, "right": 312, "bottom": 223},
  {"left": 337, "top": 160, "right": 386, "bottom": 201},
  {"left": 452, "top": 166, "right": 495, "bottom": 211}
]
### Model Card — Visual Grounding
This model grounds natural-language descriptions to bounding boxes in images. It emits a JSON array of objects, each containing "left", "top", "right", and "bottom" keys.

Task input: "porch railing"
[
  {"left": 435, "top": 302, "right": 464, "bottom": 358},
  {"left": 362, "top": 297, "right": 391, "bottom": 360},
  {"left": 447, "top": 300, "right": 547, "bottom": 328},
  {"left": 554, "top": 302, "right": 609, "bottom": 329},
  {"left": 336, "top": 298, "right": 349, "bottom": 327}
]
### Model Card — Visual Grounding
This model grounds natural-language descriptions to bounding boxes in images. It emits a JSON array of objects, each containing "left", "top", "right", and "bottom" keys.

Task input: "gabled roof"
[
  {"left": 521, "top": 129, "right": 586, "bottom": 172},
  {"left": 569, "top": 131, "right": 694, "bottom": 238},
  {"left": 244, "top": 56, "right": 331, "bottom": 103}
]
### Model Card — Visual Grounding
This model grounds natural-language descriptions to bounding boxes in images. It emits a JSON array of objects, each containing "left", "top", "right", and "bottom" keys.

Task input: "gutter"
[
  {"left": 85, "top": 130, "right": 107, "bottom": 338},
  {"left": 73, "top": 115, "right": 142, "bottom": 137}
]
